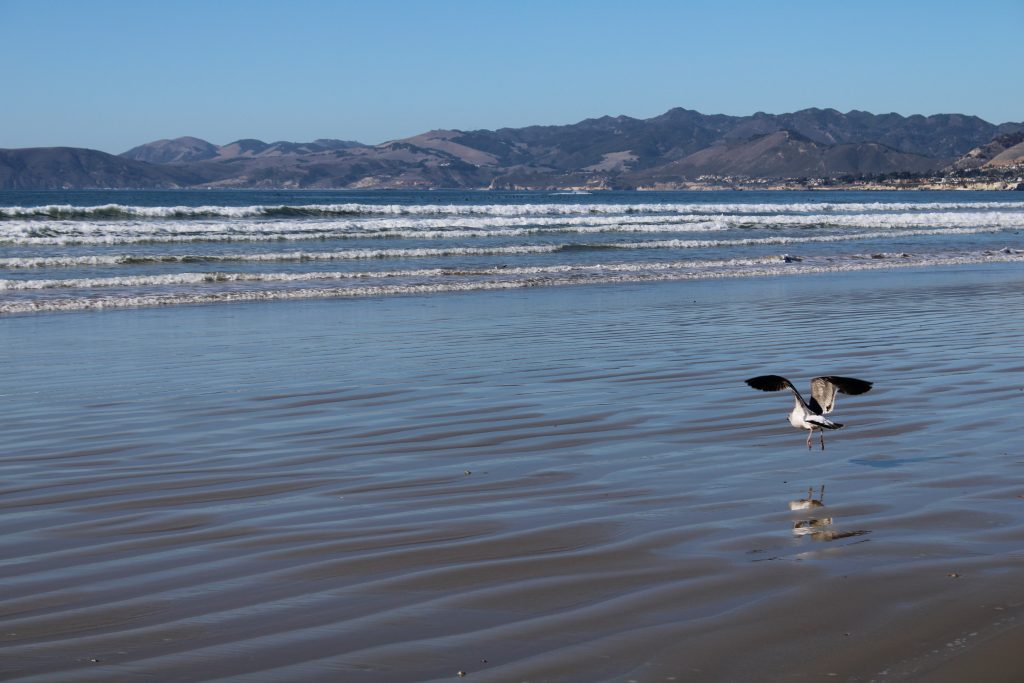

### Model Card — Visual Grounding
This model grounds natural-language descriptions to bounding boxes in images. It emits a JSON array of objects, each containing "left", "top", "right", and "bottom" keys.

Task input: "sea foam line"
[
  {"left": 2, "top": 201, "right": 1022, "bottom": 221},
  {"left": 0, "top": 214, "right": 735, "bottom": 245},
  {"left": 3, "top": 251, "right": 1021, "bottom": 315},
  {"left": 0, "top": 256, "right": 817, "bottom": 290},
  {"left": 2, "top": 211, "right": 1020, "bottom": 246},
  {"left": 4, "top": 249, "right": 1020, "bottom": 291},
  {"left": 0, "top": 226, "right": 1007, "bottom": 269}
]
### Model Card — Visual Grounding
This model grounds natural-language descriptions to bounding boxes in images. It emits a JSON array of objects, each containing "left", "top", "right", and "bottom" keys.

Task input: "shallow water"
[{"left": 2, "top": 262, "right": 1023, "bottom": 681}]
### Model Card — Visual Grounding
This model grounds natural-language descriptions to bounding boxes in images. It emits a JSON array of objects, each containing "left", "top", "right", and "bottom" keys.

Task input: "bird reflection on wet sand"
[
  {"left": 789, "top": 485, "right": 826, "bottom": 510},
  {"left": 789, "top": 485, "right": 870, "bottom": 541}
]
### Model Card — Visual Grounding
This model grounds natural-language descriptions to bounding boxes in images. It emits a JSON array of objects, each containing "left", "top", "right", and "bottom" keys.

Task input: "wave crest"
[
  {"left": 2, "top": 200, "right": 1023, "bottom": 221},
  {"left": 3, "top": 250, "right": 1020, "bottom": 315}
]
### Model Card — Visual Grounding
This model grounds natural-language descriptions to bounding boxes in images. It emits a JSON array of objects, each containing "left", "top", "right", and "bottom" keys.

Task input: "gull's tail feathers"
[{"left": 806, "top": 415, "right": 843, "bottom": 430}]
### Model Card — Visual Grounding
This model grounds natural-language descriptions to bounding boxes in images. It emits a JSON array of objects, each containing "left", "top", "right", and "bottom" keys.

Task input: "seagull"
[{"left": 745, "top": 375, "right": 873, "bottom": 449}]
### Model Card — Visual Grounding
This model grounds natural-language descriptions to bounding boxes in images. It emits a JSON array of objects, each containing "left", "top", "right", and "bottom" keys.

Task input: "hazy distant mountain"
[
  {"left": 949, "top": 131, "right": 1024, "bottom": 170},
  {"left": 622, "top": 130, "right": 940, "bottom": 184},
  {"left": 721, "top": 109, "right": 1005, "bottom": 159},
  {"left": 436, "top": 108, "right": 1009, "bottom": 175},
  {"left": 3, "top": 108, "right": 1022, "bottom": 189},
  {"left": 0, "top": 147, "right": 197, "bottom": 190},
  {"left": 121, "top": 136, "right": 221, "bottom": 164},
  {"left": 121, "top": 136, "right": 367, "bottom": 163},
  {"left": 126, "top": 137, "right": 490, "bottom": 189}
]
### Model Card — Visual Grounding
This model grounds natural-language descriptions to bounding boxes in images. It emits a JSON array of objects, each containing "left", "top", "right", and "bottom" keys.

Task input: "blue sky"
[{"left": 1, "top": 0, "right": 1021, "bottom": 153}]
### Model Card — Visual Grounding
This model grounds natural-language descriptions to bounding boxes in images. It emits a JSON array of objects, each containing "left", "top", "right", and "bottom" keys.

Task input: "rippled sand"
[{"left": 3, "top": 264, "right": 1023, "bottom": 682}]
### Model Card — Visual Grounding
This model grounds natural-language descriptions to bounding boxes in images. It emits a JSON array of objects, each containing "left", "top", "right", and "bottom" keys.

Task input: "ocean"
[
  {"left": 3, "top": 189, "right": 1024, "bottom": 681},
  {"left": 2, "top": 189, "right": 1022, "bottom": 314}
]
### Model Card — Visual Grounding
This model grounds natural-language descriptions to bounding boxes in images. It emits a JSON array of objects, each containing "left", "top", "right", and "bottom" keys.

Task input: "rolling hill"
[{"left": 2, "top": 108, "right": 1021, "bottom": 189}]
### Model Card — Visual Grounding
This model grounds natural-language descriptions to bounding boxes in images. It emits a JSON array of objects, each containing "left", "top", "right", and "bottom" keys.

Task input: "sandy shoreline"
[{"left": 2, "top": 263, "right": 1023, "bottom": 682}]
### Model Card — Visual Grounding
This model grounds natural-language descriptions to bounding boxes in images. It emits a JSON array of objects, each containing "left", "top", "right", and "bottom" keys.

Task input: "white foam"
[
  {"left": 2, "top": 200, "right": 1023, "bottom": 221},
  {"left": 612, "top": 226, "right": 1004, "bottom": 250},
  {"left": 3, "top": 250, "right": 1020, "bottom": 315},
  {"left": 2, "top": 209, "right": 1020, "bottom": 246},
  {"left": 0, "top": 244, "right": 564, "bottom": 269},
  {"left": 0, "top": 256, "right": 809, "bottom": 290},
  {"left": 0, "top": 225, "right": 1009, "bottom": 270},
  {"left": 0, "top": 214, "right": 735, "bottom": 245}
]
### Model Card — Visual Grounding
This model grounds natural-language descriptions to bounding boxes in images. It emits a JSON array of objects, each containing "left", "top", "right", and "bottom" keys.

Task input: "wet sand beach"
[{"left": 2, "top": 263, "right": 1023, "bottom": 682}]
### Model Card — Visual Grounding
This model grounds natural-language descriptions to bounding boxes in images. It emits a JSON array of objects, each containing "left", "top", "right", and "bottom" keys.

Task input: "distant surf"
[
  {"left": 2, "top": 199, "right": 1022, "bottom": 220},
  {"left": 1, "top": 189, "right": 1022, "bottom": 314}
]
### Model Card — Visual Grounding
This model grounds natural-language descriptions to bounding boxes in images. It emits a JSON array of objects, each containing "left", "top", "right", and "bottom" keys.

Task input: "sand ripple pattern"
[{"left": 3, "top": 263, "right": 1024, "bottom": 680}]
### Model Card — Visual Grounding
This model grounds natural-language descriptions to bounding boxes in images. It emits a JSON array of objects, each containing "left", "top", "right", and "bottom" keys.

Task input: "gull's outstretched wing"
[
  {"left": 746, "top": 375, "right": 806, "bottom": 406},
  {"left": 810, "top": 376, "right": 873, "bottom": 414},
  {"left": 746, "top": 375, "right": 794, "bottom": 392}
]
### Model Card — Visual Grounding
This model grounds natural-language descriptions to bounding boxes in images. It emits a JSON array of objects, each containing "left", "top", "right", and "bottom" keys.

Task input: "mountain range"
[{"left": 2, "top": 108, "right": 1022, "bottom": 190}]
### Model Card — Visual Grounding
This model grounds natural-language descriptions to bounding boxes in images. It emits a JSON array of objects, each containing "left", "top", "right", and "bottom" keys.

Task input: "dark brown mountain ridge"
[
  {"left": 0, "top": 147, "right": 200, "bottom": 190},
  {"left": 2, "top": 107, "right": 1021, "bottom": 189}
]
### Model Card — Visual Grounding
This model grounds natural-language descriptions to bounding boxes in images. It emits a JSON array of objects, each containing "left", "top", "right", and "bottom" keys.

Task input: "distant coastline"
[
  {"left": 2, "top": 107, "right": 1022, "bottom": 191},
  {"left": 637, "top": 175, "right": 1024, "bottom": 192},
  {"left": 494, "top": 172, "right": 1024, "bottom": 193}
]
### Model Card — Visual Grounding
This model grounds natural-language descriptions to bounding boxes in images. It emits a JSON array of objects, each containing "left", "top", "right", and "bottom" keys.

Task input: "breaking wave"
[
  {"left": 2, "top": 200, "right": 1023, "bottom": 221},
  {"left": 3, "top": 192, "right": 1021, "bottom": 316},
  {"left": 1, "top": 212, "right": 1019, "bottom": 246},
  {"left": 0, "top": 256, "right": 818, "bottom": 290},
  {"left": 0, "top": 227, "right": 1007, "bottom": 269},
  {"left": 3, "top": 249, "right": 1020, "bottom": 314}
]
